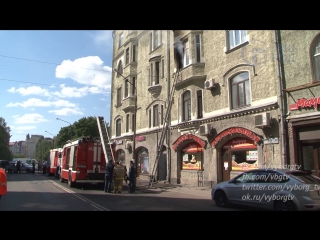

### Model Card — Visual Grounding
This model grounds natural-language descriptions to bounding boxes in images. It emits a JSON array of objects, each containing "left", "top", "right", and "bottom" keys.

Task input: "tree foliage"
[
  {"left": 0, "top": 117, "right": 12, "bottom": 160},
  {"left": 36, "top": 137, "right": 52, "bottom": 161}
]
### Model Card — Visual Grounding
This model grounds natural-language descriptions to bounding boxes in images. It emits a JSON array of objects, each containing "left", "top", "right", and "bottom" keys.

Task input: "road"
[{"left": 0, "top": 172, "right": 246, "bottom": 211}]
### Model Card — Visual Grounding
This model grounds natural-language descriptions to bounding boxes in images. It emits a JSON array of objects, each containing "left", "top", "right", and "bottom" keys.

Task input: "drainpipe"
[
  {"left": 166, "top": 30, "right": 171, "bottom": 183},
  {"left": 274, "top": 30, "right": 287, "bottom": 166}
]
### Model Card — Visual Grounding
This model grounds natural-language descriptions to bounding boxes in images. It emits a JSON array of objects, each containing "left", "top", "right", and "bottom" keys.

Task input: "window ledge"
[{"left": 225, "top": 41, "right": 249, "bottom": 54}]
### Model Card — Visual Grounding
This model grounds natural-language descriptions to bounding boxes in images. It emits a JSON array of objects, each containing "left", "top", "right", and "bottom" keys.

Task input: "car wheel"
[
  {"left": 214, "top": 190, "right": 230, "bottom": 208},
  {"left": 274, "top": 200, "right": 297, "bottom": 211}
]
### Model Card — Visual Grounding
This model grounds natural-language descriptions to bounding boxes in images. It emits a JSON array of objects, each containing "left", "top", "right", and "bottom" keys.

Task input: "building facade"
[
  {"left": 110, "top": 30, "right": 285, "bottom": 187},
  {"left": 25, "top": 134, "right": 43, "bottom": 159},
  {"left": 280, "top": 30, "right": 320, "bottom": 177},
  {"left": 9, "top": 141, "right": 26, "bottom": 156}
]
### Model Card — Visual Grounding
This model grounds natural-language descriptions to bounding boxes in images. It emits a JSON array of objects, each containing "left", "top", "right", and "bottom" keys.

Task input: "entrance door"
[
  {"left": 301, "top": 142, "right": 320, "bottom": 177},
  {"left": 222, "top": 149, "right": 231, "bottom": 181}
]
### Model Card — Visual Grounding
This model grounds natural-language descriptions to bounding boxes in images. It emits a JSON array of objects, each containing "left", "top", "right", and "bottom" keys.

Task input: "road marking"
[{"left": 49, "top": 180, "right": 110, "bottom": 211}]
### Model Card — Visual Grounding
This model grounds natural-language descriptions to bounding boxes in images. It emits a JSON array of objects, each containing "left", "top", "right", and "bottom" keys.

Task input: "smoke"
[{"left": 174, "top": 36, "right": 184, "bottom": 59}]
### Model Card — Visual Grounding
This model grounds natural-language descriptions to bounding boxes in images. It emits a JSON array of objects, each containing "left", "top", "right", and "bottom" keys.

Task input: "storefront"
[
  {"left": 181, "top": 142, "right": 203, "bottom": 171},
  {"left": 288, "top": 118, "right": 320, "bottom": 177}
]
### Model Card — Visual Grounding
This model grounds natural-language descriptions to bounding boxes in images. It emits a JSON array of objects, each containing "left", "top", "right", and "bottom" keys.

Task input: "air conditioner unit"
[
  {"left": 199, "top": 124, "right": 212, "bottom": 136},
  {"left": 125, "top": 142, "right": 132, "bottom": 149},
  {"left": 204, "top": 79, "right": 216, "bottom": 90},
  {"left": 254, "top": 112, "right": 271, "bottom": 128}
]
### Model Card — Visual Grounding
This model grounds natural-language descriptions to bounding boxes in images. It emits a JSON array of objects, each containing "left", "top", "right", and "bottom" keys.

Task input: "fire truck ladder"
[
  {"left": 96, "top": 116, "right": 115, "bottom": 163},
  {"left": 149, "top": 70, "right": 179, "bottom": 188}
]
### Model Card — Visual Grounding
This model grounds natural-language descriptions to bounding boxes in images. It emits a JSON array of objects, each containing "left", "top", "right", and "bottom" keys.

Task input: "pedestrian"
[
  {"left": 128, "top": 160, "right": 136, "bottom": 193},
  {"left": 113, "top": 161, "right": 126, "bottom": 193},
  {"left": 104, "top": 159, "right": 115, "bottom": 193},
  {"left": 16, "top": 160, "right": 21, "bottom": 173},
  {"left": 38, "top": 161, "right": 42, "bottom": 173},
  {"left": 32, "top": 161, "right": 35, "bottom": 174},
  {"left": 124, "top": 164, "right": 128, "bottom": 184}
]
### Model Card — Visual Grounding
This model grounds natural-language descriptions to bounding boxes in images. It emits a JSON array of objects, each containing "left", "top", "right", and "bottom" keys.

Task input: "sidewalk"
[{"left": 123, "top": 177, "right": 213, "bottom": 198}]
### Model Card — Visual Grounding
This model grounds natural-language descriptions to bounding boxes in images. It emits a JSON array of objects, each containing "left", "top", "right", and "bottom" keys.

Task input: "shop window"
[
  {"left": 181, "top": 143, "right": 203, "bottom": 170},
  {"left": 230, "top": 72, "right": 251, "bottom": 109},
  {"left": 137, "top": 147, "right": 149, "bottom": 174}
]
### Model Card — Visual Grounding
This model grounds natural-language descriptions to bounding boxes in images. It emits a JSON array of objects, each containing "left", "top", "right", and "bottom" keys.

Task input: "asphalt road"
[{"left": 0, "top": 172, "right": 246, "bottom": 211}]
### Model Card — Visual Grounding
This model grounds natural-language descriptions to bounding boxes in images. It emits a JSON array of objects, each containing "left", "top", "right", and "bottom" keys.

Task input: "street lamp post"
[
  {"left": 45, "top": 130, "right": 54, "bottom": 148},
  {"left": 56, "top": 118, "right": 73, "bottom": 141},
  {"left": 113, "top": 69, "right": 137, "bottom": 170}
]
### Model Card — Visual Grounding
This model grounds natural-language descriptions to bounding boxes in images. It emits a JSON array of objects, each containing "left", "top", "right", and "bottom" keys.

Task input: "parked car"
[
  {"left": 5, "top": 161, "right": 33, "bottom": 174},
  {"left": 211, "top": 168, "right": 320, "bottom": 211},
  {"left": 0, "top": 160, "right": 9, "bottom": 169}
]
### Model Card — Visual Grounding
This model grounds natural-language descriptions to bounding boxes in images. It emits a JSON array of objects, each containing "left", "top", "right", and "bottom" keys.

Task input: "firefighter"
[
  {"left": 128, "top": 160, "right": 136, "bottom": 193},
  {"left": 113, "top": 161, "right": 125, "bottom": 193},
  {"left": 32, "top": 161, "right": 36, "bottom": 174},
  {"left": 104, "top": 159, "right": 114, "bottom": 193}
]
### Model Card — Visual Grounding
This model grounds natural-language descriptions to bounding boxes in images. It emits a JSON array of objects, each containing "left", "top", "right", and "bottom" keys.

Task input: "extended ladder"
[
  {"left": 149, "top": 70, "right": 179, "bottom": 188},
  {"left": 96, "top": 116, "right": 115, "bottom": 163}
]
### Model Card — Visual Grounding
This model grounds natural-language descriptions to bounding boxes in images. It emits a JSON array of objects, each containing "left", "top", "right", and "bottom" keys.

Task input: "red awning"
[{"left": 182, "top": 143, "right": 203, "bottom": 153}]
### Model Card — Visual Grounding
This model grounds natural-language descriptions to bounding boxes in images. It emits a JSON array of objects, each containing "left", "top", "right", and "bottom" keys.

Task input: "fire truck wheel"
[
  {"left": 68, "top": 173, "right": 75, "bottom": 188},
  {"left": 59, "top": 174, "right": 64, "bottom": 183}
]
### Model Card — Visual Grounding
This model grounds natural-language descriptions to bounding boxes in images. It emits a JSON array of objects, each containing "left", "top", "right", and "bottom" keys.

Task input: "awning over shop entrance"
[{"left": 182, "top": 142, "right": 203, "bottom": 153}]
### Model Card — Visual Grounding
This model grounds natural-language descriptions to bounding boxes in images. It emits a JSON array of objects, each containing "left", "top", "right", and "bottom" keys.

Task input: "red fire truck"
[
  {"left": 47, "top": 148, "right": 62, "bottom": 176},
  {"left": 59, "top": 136, "right": 112, "bottom": 188}
]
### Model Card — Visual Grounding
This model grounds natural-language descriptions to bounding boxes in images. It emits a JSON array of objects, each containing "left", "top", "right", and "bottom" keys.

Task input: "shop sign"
[
  {"left": 289, "top": 96, "right": 320, "bottom": 111},
  {"left": 263, "top": 137, "right": 279, "bottom": 145},
  {"left": 172, "top": 134, "right": 206, "bottom": 151},
  {"left": 211, "top": 127, "right": 261, "bottom": 147},
  {"left": 135, "top": 136, "right": 146, "bottom": 142}
]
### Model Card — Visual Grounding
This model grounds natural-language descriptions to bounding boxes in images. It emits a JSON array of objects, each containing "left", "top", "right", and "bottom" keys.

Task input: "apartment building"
[
  {"left": 25, "top": 134, "right": 43, "bottom": 159},
  {"left": 9, "top": 141, "right": 26, "bottom": 156},
  {"left": 110, "top": 30, "right": 284, "bottom": 186},
  {"left": 280, "top": 30, "right": 320, "bottom": 177}
]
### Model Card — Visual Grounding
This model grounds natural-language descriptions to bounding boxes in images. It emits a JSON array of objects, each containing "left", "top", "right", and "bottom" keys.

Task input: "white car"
[{"left": 211, "top": 168, "right": 320, "bottom": 211}]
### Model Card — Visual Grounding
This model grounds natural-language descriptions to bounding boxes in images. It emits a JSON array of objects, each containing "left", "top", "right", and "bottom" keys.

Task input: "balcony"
[
  {"left": 175, "top": 63, "right": 206, "bottom": 89},
  {"left": 122, "top": 95, "right": 136, "bottom": 113},
  {"left": 148, "top": 84, "right": 162, "bottom": 98}
]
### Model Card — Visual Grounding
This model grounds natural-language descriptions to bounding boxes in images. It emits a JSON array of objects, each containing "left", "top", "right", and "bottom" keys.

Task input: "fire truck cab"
[{"left": 59, "top": 136, "right": 107, "bottom": 188}]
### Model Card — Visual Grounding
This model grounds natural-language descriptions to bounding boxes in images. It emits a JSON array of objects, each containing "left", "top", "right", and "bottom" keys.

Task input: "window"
[
  {"left": 197, "top": 90, "right": 203, "bottom": 119},
  {"left": 125, "top": 47, "right": 130, "bottom": 65},
  {"left": 150, "top": 30, "right": 162, "bottom": 51},
  {"left": 118, "top": 32, "right": 123, "bottom": 48},
  {"left": 149, "top": 109, "right": 151, "bottom": 128},
  {"left": 234, "top": 171, "right": 259, "bottom": 183},
  {"left": 126, "top": 114, "right": 129, "bottom": 132},
  {"left": 161, "top": 59, "right": 164, "bottom": 78},
  {"left": 154, "top": 30, "right": 159, "bottom": 49},
  {"left": 183, "top": 40, "right": 190, "bottom": 67},
  {"left": 161, "top": 105, "right": 164, "bottom": 125},
  {"left": 116, "top": 119, "right": 121, "bottom": 137},
  {"left": 150, "top": 63, "right": 153, "bottom": 84},
  {"left": 131, "top": 77, "right": 136, "bottom": 95},
  {"left": 125, "top": 79, "right": 129, "bottom": 98},
  {"left": 195, "top": 34, "right": 201, "bottom": 63},
  {"left": 132, "top": 45, "right": 136, "bottom": 62},
  {"left": 116, "top": 149, "right": 125, "bottom": 165},
  {"left": 228, "top": 30, "right": 247, "bottom": 49},
  {"left": 182, "top": 91, "right": 191, "bottom": 121},
  {"left": 132, "top": 113, "right": 135, "bottom": 132},
  {"left": 117, "top": 60, "right": 123, "bottom": 77},
  {"left": 313, "top": 37, "right": 320, "bottom": 81},
  {"left": 153, "top": 104, "right": 159, "bottom": 127},
  {"left": 155, "top": 62, "right": 160, "bottom": 84},
  {"left": 117, "top": 87, "right": 122, "bottom": 106},
  {"left": 231, "top": 72, "right": 251, "bottom": 109}
]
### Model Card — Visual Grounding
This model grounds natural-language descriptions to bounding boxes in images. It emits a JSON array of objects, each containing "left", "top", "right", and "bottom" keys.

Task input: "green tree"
[
  {"left": 36, "top": 137, "right": 52, "bottom": 161},
  {"left": 0, "top": 117, "right": 12, "bottom": 160}
]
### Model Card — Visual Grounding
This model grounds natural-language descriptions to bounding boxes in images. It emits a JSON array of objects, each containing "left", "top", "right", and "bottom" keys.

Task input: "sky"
[{"left": 0, "top": 30, "right": 114, "bottom": 143}]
